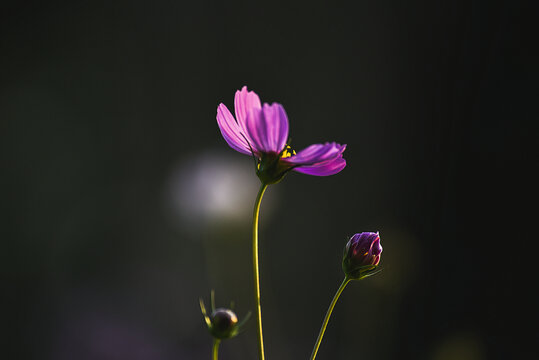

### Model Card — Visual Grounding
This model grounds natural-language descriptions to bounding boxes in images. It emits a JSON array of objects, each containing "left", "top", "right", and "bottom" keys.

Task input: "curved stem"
[
  {"left": 212, "top": 339, "right": 220, "bottom": 360},
  {"left": 252, "top": 183, "right": 268, "bottom": 360},
  {"left": 309, "top": 277, "right": 351, "bottom": 360}
]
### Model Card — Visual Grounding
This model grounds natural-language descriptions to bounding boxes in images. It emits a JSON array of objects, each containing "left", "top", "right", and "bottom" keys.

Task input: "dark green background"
[{"left": 2, "top": 1, "right": 534, "bottom": 359}]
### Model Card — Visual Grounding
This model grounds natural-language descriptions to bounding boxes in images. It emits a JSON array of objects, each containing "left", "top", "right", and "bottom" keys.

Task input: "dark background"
[{"left": 2, "top": 1, "right": 535, "bottom": 359}]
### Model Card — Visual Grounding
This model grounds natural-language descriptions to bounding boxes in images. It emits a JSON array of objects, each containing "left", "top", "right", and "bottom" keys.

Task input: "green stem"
[
  {"left": 309, "top": 277, "right": 351, "bottom": 360},
  {"left": 212, "top": 339, "right": 220, "bottom": 360},
  {"left": 252, "top": 183, "right": 268, "bottom": 360}
]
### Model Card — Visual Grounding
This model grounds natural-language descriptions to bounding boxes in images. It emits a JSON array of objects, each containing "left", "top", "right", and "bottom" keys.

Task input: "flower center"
[{"left": 255, "top": 145, "right": 296, "bottom": 185}]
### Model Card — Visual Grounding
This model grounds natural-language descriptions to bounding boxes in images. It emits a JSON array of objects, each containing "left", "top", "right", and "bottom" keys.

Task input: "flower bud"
[
  {"left": 209, "top": 308, "right": 239, "bottom": 339},
  {"left": 199, "top": 293, "right": 251, "bottom": 340},
  {"left": 342, "top": 232, "right": 382, "bottom": 280}
]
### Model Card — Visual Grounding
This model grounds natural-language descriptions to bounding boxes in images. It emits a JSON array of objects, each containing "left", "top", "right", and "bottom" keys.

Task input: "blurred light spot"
[
  {"left": 432, "top": 331, "right": 485, "bottom": 360},
  {"left": 165, "top": 150, "right": 275, "bottom": 232}
]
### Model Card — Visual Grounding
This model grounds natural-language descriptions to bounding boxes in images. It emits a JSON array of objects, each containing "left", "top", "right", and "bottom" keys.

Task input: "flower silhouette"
[{"left": 217, "top": 87, "right": 346, "bottom": 183}]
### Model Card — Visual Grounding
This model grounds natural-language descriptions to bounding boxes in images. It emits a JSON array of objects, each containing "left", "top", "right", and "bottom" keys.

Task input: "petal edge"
[{"left": 216, "top": 103, "right": 252, "bottom": 155}]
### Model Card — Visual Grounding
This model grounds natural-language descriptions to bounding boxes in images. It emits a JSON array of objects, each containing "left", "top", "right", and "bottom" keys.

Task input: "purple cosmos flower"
[
  {"left": 216, "top": 86, "right": 346, "bottom": 184},
  {"left": 342, "top": 232, "right": 382, "bottom": 280}
]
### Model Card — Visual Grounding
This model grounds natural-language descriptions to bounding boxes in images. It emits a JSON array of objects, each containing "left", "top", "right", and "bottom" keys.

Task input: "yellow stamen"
[{"left": 281, "top": 145, "right": 296, "bottom": 158}]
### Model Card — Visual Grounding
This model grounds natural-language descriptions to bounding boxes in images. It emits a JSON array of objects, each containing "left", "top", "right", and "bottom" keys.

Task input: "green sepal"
[
  {"left": 199, "top": 298, "right": 212, "bottom": 328},
  {"left": 344, "top": 264, "right": 382, "bottom": 281},
  {"left": 236, "top": 311, "right": 252, "bottom": 330},
  {"left": 255, "top": 153, "right": 287, "bottom": 184}
]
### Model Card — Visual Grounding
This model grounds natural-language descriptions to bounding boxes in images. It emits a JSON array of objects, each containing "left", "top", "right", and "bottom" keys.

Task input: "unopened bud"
[
  {"left": 210, "top": 308, "right": 239, "bottom": 339},
  {"left": 199, "top": 293, "right": 251, "bottom": 340},
  {"left": 342, "top": 232, "right": 382, "bottom": 280}
]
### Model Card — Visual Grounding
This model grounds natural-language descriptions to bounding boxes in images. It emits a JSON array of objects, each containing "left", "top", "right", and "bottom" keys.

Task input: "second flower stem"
[
  {"left": 252, "top": 183, "right": 268, "bottom": 360},
  {"left": 212, "top": 339, "right": 220, "bottom": 360},
  {"left": 309, "top": 277, "right": 351, "bottom": 360}
]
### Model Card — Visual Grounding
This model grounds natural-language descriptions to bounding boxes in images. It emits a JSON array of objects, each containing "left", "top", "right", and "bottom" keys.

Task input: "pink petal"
[
  {"left": 293, "top": 157, "right": 347, "bottom": 176},
  {"left": 244, "top": 103, "right": 289, "bottom": 155},
  {"left": 234, "top": 86, "right": 261, "bottom": 128},
  {"left": 284, "top": 142, "right": 347, "bottom": 176},
  {"left": 216, "top": 103, "right": 252, "bottom": 155}
]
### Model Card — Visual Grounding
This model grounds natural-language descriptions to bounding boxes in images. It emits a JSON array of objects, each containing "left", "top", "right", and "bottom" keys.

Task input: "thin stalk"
[
  {"left": 212, "top": 339, "right": 220, "bottom": 360},
  {"left": 309, "top": 277, "right": 351, "bottom": 360},
  {"left": 252, "top": 183, "right": 268, "bottom": 360}
]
